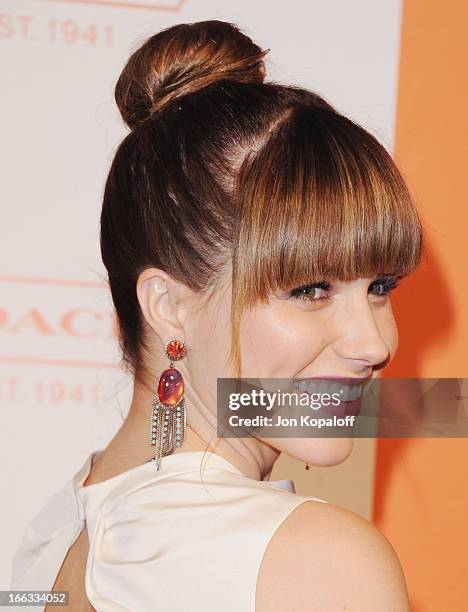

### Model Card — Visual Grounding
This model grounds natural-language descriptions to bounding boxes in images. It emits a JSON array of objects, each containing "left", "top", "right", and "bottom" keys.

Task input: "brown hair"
[{"left": 100, "top": 19, "right": 423, "bottom": 383}]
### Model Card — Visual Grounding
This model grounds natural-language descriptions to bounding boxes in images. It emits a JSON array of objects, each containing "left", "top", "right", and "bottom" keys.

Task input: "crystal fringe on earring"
[{"left": 149, "top": 338, "right": 187, "bottom": 470}]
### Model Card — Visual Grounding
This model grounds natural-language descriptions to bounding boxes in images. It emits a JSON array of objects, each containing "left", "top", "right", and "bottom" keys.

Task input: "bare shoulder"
[{"left": 256, "top": 499, "right": 411, "bottom": 612}]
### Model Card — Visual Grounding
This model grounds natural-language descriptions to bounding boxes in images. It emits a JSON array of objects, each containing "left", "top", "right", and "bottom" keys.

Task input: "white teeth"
[{"left": 292, "top": 380, "right": 363, "bottom": 402}]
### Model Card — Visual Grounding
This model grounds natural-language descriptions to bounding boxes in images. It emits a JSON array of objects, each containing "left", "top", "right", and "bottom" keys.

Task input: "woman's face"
[{"left": 184, "top": 273, "right": 398, "bottom": 467}]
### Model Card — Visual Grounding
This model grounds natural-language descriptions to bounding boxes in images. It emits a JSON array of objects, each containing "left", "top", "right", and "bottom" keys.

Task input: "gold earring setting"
[{"left": 149, "top": 338, "right": 188, "bottom": 470}]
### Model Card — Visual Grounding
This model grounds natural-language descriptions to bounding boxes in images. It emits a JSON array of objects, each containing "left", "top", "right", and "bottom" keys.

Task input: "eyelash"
[{"left": 288, "top": 277, "right": 401, "bottom": 303}]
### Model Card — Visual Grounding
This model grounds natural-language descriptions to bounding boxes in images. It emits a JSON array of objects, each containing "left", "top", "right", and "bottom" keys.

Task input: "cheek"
[{"left": 239, "top": 302, "right": 327, "bottom": 377}]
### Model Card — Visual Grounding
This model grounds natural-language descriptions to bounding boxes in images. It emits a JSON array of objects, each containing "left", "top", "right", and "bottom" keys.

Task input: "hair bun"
[{"left": 115, "top": 20, "right": 268, "bottom": 130}]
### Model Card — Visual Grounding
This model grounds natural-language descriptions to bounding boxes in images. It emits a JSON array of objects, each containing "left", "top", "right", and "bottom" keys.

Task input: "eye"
[
  {"left": 287, "top": 276, "right": 401, "bottom": 304},
  {"left": 369, "top": 276, "right": 401, "bottom": 297},
  {"left": 288, "top": 281, "right": 331, "bottom": 303}
]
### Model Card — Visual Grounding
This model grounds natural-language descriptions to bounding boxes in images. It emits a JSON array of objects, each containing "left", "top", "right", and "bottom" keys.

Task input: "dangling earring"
[
  {"left": 149, "top": 337, "right": 187, "bottom": 470},
  {"left": 305, "top": 464, "right": 310, "bottom": 470}
]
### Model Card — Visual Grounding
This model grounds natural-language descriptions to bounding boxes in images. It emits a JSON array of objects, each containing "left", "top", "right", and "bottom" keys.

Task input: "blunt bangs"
[{"left": 234, "top": 104, "right": 423, "bottom": 304}]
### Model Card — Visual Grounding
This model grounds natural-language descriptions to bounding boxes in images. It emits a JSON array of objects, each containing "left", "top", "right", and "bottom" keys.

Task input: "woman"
[{"left": 11, "top": 19, "right": 422, "bottom": 611}]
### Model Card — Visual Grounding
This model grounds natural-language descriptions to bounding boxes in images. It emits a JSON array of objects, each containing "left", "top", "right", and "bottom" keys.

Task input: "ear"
[{"left": 136, "top": 267, "right": 189, "bottom": 344}]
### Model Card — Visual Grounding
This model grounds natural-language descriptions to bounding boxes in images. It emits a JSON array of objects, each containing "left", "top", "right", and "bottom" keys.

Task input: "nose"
[{"left": 334, "top": 297, "right": 391, "bottom": 369}]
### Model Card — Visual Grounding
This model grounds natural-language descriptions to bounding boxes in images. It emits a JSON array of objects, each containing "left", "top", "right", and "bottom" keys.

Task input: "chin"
[{"left": 275, "top": 437, "right": 354, "bottom": 467}]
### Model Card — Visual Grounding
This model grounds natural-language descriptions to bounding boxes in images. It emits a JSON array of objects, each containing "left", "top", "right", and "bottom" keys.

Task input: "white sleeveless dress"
[{"left": 10, "top": 449, "right": 327, "bottom": 611}]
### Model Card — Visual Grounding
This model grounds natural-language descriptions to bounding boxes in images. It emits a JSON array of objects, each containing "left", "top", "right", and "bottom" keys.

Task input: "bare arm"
[{"left": 256, "top": 500, "right": 411, "bottom": 611}]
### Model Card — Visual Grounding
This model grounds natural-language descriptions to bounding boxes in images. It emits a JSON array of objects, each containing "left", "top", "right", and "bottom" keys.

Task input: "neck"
[{"left": 101, "top": 375, "right": 280, "bottom": 482}]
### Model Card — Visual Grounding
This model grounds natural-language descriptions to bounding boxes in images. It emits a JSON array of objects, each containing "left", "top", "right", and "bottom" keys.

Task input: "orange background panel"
[{"left": 374, "top": 1, "right": 468, "bottom": 611}]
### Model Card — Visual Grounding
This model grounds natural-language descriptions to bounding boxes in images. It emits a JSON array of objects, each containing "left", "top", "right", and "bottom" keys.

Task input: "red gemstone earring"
[{"left": 149, "top": 337, "right": 187, "bottom": 470}]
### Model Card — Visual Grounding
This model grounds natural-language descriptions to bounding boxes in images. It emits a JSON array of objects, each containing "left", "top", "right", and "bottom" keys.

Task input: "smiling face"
[
  {"left": 182, "top": 270, "right": 399, "bottom": 467},
  {"left": 241, "top": 275, "right": 398, "bottom": 465},
  {"left": 133, "top": 100, "right": 423, "bottom": 470}
]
